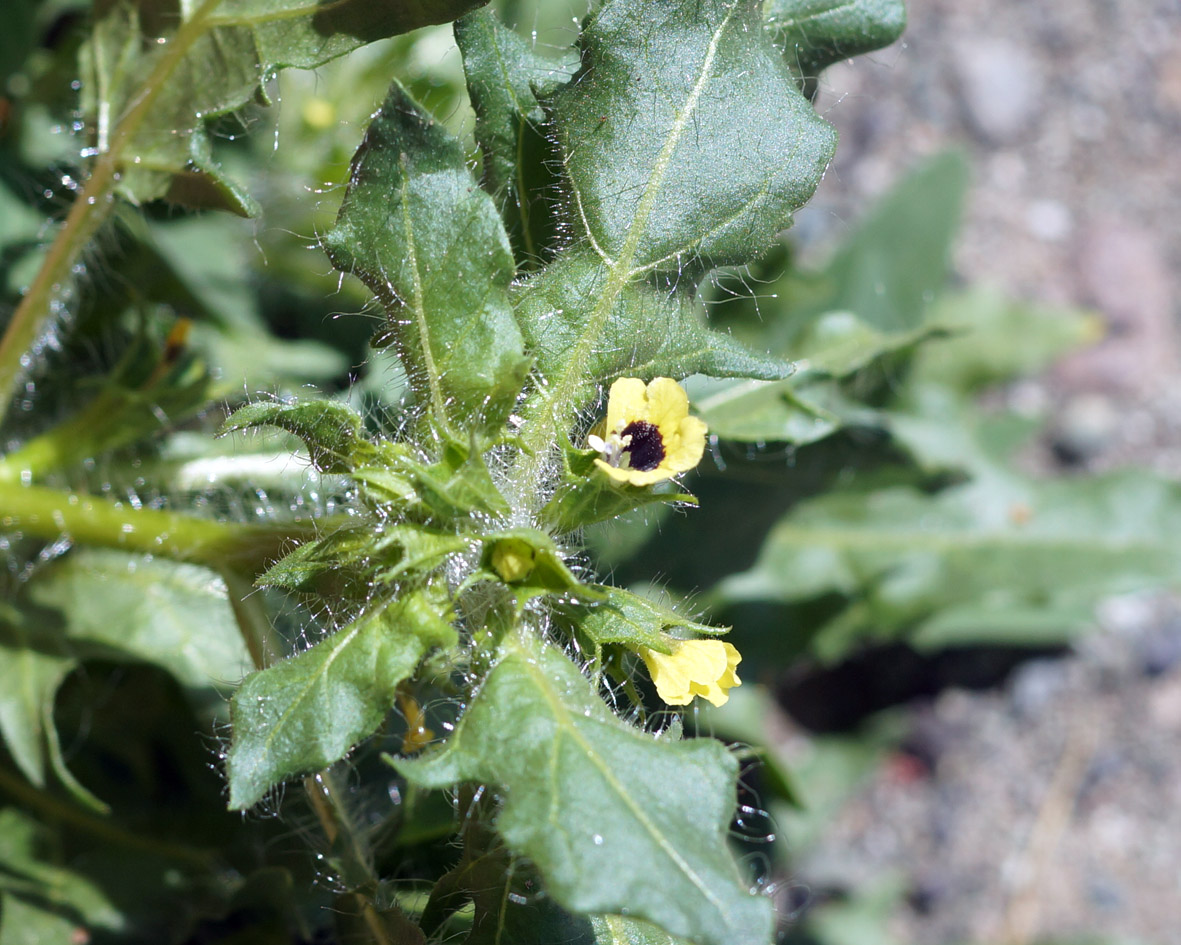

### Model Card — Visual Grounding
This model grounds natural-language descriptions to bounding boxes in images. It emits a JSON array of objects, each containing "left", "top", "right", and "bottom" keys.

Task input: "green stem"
[
  {"left": 0, "top": 764, "right": 215, "bottom": 869},
  {"left": 0, "top": 0, "right": 224, "bottom": 429},
  {"left": 0, "top": 480, "right": 338, "bottom": 572}
]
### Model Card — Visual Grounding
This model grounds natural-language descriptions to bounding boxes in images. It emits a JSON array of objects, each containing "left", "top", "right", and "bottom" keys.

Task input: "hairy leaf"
[
  {"left": 764, "top": 0, "right": 907, "bottom": 83},
  {"left": 258, "top": 524, "right": 467, "bottom": 599},
  {"left": 552, "top": 0, "right": 835, "bottom": 273},
  {"left": 455, "top": 10, "right": 577, "bottom": 206},
  {"left": 540, "top": 438, "right": 698, "bottom": 534},
  {"left": 227, "top": 590, "right": 457, "bottom": 809},
  {"left": 221, "top": 399, "right": 371, "bottom": 473},
  {"left": 322, "top": 82, "right": 528, "bottom": 428},
  {"left": 80, "top": 0, "right": 490, "bottom": 213},
  {"left": 395, "top": 644, "right": 773, "bottom": 945},
  {"left": 512, "top": 0, "right": 832, "bottom": 447},
  {"left": 515, "top": 252, "right": 791, "bottom": 397},
  {"left": 590, "top": 915, "right": 693, "bottom": 945},
  {"left": 560, "top": 586, "right": 718, "bottom": 654}
]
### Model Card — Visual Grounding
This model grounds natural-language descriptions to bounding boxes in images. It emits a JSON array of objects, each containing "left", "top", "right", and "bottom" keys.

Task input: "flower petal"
[
  {"left": 639, "top": 638, "right": 742, "bottom": 707},
  {"left": 605, "top": 377, "right": 648, "bottom": 433},
  {"left": 665, "top": 415, "right": 708, "bottom": 472},
  {"left": 644, "top": 377, "right": 690, "bottom": 431}
]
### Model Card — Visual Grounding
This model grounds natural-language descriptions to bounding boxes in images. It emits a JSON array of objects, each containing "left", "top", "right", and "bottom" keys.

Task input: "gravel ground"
[{"left": 780, "top": 2, "right": 1181, "bottom": 943}]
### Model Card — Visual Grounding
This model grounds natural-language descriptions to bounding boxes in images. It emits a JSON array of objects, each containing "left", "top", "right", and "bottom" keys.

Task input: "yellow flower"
[
  {"left": 637, "top": 639, "right": 742, "bottom": 707},
  {"left": 587, "top": 377, "right": 708, "bottom": 486}
]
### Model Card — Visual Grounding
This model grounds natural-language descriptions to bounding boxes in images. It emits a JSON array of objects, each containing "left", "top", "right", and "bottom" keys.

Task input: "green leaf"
[
  {"left": 516, "top": 252, "right": 792, "bottom": 399},
  {"left": 0, "top": 809, "right": 123, "bottom": 937},
  {"left": 804, "top": 150, "right": 968, "bottom": 334},
  {"left": 27, "top": 549, "right": 249, "bottom": 697},
  {"left": 687, "top": 375, "right": 849, "bottom": 445},
  {"left": 764, "top": 0, "right": 907, "bottom": 83},
  {"left": 717, "top": 468, "right": 1181, "bottom": 659},
  {"left": 0, "top": 604, "right": 72, "bottom": 788},
  {"left": 395, "top": 644, "right": 774, "bottom": 945},
  {"left": 590, "top": 914, "right": 693, "bottom": 945},
  {"left": 146, "top": 216, "right": 348, "bottom": 387},
  {"left": 715, "top": 151, "right": 970, "bottom": 356},
  {"left": 322, "top": 81, "right": 529, "bottom": 428},
  {"left": 455, "top": 10, "right": 577, "bottom": 205},
  {"left": 512, "top": 0, "right": 832, "bottom": 449},
  {"left": 0, "top": 551, "right": 247, "bottom": 795},
  {"left": 908, "top": 289, "right": 1103, "bottom": 397},
  {"left": 0, "top": 894, "right": 81, "bottom": 945},
  {"left": 221, "top": 399, "right": 371, "bottom": 473},
  {"left": 80, "top": 0, "right": 490, "bottom": 213},
  {"left": 560, "top": 586, "right": 718, "bottom": 654},
  {"left": 552, "top": 0, "right": 835, "bottom": 274},
  {"left": 687, "top": 311, "right": 943, "bottom": 444},
  {"left": 258, "top": 524, "right": 468, "bottom": 598},
  {"left": 352, "top": 435, "right": 511, "bottom": 521},
  {"left": 227, "top": 590, "right": 457, "bottom": 809},
  {"left": 0, "top": 323, "right": 212, "bottom": 482}
]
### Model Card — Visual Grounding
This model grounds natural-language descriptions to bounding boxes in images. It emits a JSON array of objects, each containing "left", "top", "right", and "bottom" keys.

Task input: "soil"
[{"left": 778, "top": 1, "right": 1181, "bottom": 943}]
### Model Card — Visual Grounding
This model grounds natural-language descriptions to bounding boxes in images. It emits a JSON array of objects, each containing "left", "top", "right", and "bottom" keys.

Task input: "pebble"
[{"left": 954, "top": 39, "right": 1045, "bottom": 143}]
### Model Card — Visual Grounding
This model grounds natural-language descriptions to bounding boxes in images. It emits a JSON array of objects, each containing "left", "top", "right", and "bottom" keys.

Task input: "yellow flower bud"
[
  {"left": 491, "top": 537, "right": 536, "bottom": 583},
  {"left": 637, "top": 638, "right": 742, "bottom": 707}
]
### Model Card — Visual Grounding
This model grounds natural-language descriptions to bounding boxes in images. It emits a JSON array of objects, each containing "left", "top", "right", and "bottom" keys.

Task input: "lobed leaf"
[
  {"left": 322, "top": 81, "right": 529, "bottom": 428},
  {"left": 551, "top": 0, "right": 836, "bottom": 274},
  {"left": 227, "top": 590, "right": 457, "bottom": 809},
  {"left": 394, "top": 644, "right": 774, "bottom": 945},
  {"left": 514, "top": 251, "right": 791, "bottom": 398}
]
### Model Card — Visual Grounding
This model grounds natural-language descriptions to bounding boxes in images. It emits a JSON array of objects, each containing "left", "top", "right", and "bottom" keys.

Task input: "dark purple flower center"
[{"left": 621, "top": 420, "right": 665, "bottom": 471}]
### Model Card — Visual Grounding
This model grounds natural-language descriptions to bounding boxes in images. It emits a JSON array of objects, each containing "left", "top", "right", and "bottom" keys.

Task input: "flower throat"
[{"left": 621, "top": 420, "right": 664, "bottom": 471}]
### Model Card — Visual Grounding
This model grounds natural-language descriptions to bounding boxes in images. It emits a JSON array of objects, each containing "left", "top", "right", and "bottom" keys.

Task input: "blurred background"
[
  {"left": 3, "top": 0, "right": 1178, "bottom": 942},
  {"left": 760, "top": 2, "right": 1181, "bottom": 943}
]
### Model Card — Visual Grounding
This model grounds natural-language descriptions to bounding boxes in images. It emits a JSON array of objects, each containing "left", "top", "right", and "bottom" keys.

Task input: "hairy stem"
[
  {"left": 0, "top": 480, "right": 336, "bottom": 572},
  {"left": 0, "top": 0, "right": 224, "bottom": 428}
]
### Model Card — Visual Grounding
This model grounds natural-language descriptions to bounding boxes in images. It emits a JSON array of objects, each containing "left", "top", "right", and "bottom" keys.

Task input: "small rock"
[
  {"left": 1136, "top": 621, "right": 1181, "bottom": 677},
  {"left": 1025, "top": 199, "right": 1073, "bottom": 242},
  {"left": 1008, "top": 658, "right": 1068, "bottom": 717},
  {"left": 1148, "top": 676, "right": 1181, "bottom": 729},
  {"left": 954, "top": 39, "right": 1045, "bottom": 143},
  {"left": 1050, "top": 393, "right": 1120, "bottom": 465}
]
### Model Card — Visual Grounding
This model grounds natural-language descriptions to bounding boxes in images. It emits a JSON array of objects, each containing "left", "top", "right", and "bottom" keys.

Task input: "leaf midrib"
[
  {"left": 518, "top": 651, "right": 732, "bottom": 928},
  {"left": 518, "top": 5, "right": 739, "bottom": 481}
]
